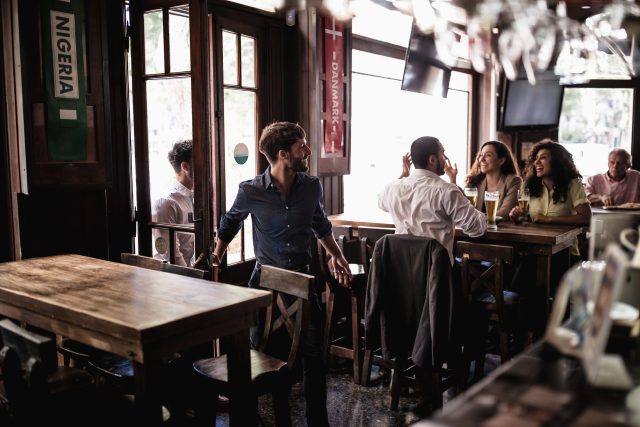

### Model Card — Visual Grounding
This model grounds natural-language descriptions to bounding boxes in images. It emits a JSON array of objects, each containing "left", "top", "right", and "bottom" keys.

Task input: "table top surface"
[
  {"left": 0, "top": 254, "right": 271, "bottom": 344},
  {"left": 329, "top": 212, "right": 584, "bottom": 246}
]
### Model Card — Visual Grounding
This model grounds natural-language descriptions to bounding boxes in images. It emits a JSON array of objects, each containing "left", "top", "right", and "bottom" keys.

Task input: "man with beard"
[
  {"left": 211, "top": 121, "right": 350, "bottom": 426},
  {"left": 378, "top": 136, "right": 486, "bottom": 265}
]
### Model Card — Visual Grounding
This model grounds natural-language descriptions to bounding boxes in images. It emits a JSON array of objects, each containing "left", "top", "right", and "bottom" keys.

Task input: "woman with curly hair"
[
  {"left": 509, "top": 140, "right": 591, "bottom": 228},
  {"left": 465, "top": 140, "right": 522, "bottom": 219}
]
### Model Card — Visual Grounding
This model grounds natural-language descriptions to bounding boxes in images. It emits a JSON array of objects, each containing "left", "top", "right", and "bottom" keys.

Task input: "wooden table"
[
  {"left": 0, "top": 254, "right": 271, "bottom": 426},
  {"left": 329, "top": 213, "right": 584, "bottom": 312}
]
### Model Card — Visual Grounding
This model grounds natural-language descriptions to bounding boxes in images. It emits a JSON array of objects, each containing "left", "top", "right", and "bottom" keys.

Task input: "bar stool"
[{"left": 318, "top": 235, "right": 370, "bottom": 384}]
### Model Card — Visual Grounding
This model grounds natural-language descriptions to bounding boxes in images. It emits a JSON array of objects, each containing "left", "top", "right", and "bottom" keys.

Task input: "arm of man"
[
  {"left": 585, "top": 175, "right": 611, "bottom": 206},
  {"left": 319, "top": 234, "right": 352, "bottom": 286},
  {"left": 447, "top": 187, "right": 487, "bottom": 237},
  {"left": 212, "top": 185, "right": 251, "bottom": 265}
]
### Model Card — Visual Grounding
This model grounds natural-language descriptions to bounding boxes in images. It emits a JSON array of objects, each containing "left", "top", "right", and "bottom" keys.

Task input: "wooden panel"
[
  {"left": 260, "top": 265, "right": 312, "bottom": 300},
  {"left": 17, "top": 189, "right": 109, "bottom": 260},
  {"left": 26, "top": 0, "right": 108, "bottom": 187}
]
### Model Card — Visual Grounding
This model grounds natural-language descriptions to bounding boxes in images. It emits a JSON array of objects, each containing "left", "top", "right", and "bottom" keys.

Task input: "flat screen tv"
[
  {"left": 500, "top": 76, "right": 564, "bottom": 129},
  {"left": 401, "top": 25, "right": 451, "bottom": 98}
]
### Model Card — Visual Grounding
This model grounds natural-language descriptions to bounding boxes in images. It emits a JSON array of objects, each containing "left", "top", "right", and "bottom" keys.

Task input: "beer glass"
[
  {"left": 464, "top": 187, "right": 478, "bottom": 207},
  {"left": 485, "top": 191, "right": 499, "bottom": 230},
  {"left": 518, "top": 188, "right": 530, "bottom": 221}
]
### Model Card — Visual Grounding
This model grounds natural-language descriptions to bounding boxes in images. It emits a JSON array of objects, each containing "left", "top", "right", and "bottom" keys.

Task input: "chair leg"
[
  {"left": 272, "top": 384, "right": 292, "bottom": 427},
  {"left": 361, "top": 349, "right": 372, "bottom": 387},
  {"left": 323, "top": 284, "right": 335, "bottom": 363},
  {"left": 499, "top": 330, "right": 510, "bottom": 363},
  {"left": 389, "top": 358, "right": 405, "bottom": 411},
  {"left": 193, "top": 380, "right": 219, "bottom": 427},
  {"left": 350, "top": 292, "right": 361, "bottom": 385}
]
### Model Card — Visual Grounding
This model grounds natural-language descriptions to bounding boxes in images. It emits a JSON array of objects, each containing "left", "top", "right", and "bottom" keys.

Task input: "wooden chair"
[
  {"left": 456, "top": 241, "right": 525, "bottom": 379},
  {"left": 362, "top": 235, "right": 463, "bottom": 413},
  {"left": 0, "top": 319, "right": 96, "bottom": 425},
  {"left": 160, "top": 262, "right": 206, "bottom": 279},
  {"left": 192, "top": 265, "right": 313, "bottom": 426},
  {"left": 121, "top": 253, "right": 163, "bottom": 270},
  {"left": 318, "top": 235, "right": 369, "bottom": 384}
]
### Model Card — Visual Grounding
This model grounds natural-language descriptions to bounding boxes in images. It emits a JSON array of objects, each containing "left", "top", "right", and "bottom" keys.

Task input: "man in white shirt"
[
  {"left": 378, "top": 136, "right": 487, "bottom": 264},
  {"left": 152, "top": 139, "right": 195, "bottom": 266}
]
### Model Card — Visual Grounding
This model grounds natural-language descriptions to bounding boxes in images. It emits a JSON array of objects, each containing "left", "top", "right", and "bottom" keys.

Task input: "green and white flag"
[{"left": 42, "top": 0, "right": 87, "bottom": 160}]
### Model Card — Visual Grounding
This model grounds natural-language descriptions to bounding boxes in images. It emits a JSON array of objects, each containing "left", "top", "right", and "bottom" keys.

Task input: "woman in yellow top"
[
  {"left": 509, "top": 140, "right": 591, "bottom": 228},
  {"left": 465, "top": 140, "right": 522, "bottom": 219}
]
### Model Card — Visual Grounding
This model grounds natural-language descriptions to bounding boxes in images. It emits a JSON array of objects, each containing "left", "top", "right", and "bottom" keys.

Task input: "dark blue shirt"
[{"left": 218, "top": 167, "right": 333, "bottom": 270}]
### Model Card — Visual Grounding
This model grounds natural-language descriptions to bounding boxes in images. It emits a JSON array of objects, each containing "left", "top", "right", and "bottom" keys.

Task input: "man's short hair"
[
  {"left": 168, "top": 139, "right": 193, "bottom": 173},
  {"left": 609, "top": 148, "right": 631, "bottom": 166},
  {"left": 411, "top": 136, "right": 441, "bottom": 169},
  {"left": 259, "top": 122, "right": 306, "bottom": 163}
]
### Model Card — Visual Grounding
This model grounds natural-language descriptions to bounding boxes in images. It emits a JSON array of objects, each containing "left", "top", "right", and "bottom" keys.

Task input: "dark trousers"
[{"left": 249, "top": 266, "right": 329, "bottom": 427}]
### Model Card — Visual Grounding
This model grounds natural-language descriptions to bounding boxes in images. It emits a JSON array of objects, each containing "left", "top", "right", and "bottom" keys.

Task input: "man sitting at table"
[
  {"left": 211, "top": 121, "right": 351, "bottom": 427},
  {"left": 378, "top": 136, "right": 487, "bottom": 264},
  {"left": 586, "top": 148, "right": 640, "bottom": 207}
]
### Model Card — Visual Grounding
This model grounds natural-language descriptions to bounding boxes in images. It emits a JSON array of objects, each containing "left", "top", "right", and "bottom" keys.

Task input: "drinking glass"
[
  {"left": 518, "top": 188, "right": 530, "bottom": 221},
  {"left": 464, "top": 187, "right": 478, "bottom": 207},
  {"left": 485, "top": 191, "right": 500, "bottom": 230}
]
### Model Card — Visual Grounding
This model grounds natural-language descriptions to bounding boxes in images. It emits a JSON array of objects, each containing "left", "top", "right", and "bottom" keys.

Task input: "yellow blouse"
[{"left": 529, "top": 178, "right": 588, "bottom": 255}]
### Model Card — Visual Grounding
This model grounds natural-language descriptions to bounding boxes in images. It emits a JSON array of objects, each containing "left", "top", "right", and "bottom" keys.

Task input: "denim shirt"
[{"left": 218, "top": 167, "right": 333, "bottom": 270}]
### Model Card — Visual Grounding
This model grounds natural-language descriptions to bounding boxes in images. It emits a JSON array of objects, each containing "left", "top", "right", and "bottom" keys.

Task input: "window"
[
  {"left": 344, "top": 49, "right": 472, "bottom": 214},
  {"left": 559, "top": 87, "right": 633, "bottom": 180},
  {"left": 221, "top": 30, "right": 258, "bottom": 264}
]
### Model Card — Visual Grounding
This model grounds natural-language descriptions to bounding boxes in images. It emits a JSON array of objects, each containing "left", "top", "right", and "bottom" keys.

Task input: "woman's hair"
[
  {"left": 465, "top": 140, "right": 519, "bottom": 187},
  {"left": 525, "top": 140, "right": 582, "bottom": 203}
]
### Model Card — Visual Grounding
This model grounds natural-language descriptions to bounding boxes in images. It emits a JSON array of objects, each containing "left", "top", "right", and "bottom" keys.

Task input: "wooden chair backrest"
[
  {"left": 356, "top": 226, "right": 394, "bottom": 244},
  {"left": 337, "top": 235, "right": 370, "bottom": 274},
  {"left": 259, "top": 265, "right": 313, "bottom": 369},
  {"left": 455, "top": 241, "right": 513, "bottom": 317},
  {"left": 160, "top": 262, "right": 207, "bottom": 279},
  {"left": 0, "top": 319, "right": 57, "bottom": 407},
  {"left": 120, "top": 253, "right": 163, "bottom": 270}
]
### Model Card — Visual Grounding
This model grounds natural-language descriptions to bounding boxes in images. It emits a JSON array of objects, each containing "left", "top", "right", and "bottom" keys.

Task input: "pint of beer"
[
  {"left": 464, "top": 188, "right": 478, "bottom": 206},
  {"left": 485, "top": 191, "right": 499, "bottom": 230},
  {"left": 517, "top": 188, "right": 530, "bottom": 221}
]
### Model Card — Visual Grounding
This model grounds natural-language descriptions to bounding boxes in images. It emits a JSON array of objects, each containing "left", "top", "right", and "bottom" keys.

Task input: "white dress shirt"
[
  {"left": 152, "top": 179, "right": 195, "bottom": 266},
  {"left": 378, "top": 169, "right": 487, "bottom": 264}
]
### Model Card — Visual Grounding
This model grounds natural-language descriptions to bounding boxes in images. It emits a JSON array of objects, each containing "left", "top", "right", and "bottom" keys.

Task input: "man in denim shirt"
[{"left": 213, "top": 121, "right": 351, "bottom": 426}]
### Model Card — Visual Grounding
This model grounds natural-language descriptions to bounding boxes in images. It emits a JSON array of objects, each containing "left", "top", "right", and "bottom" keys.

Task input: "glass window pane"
[
  {"left": 559, "top": 87, "right": 633, "bottom": 179},
  {"left": 144, "top": 10, "right": 164, "bottom": 75},
  {"left": 169, "top": 6, "right": 190, "bottom": 73},
  {"left": 352, "top": 50, "right": 404, "bottom": 80},
  {"left": 344, "top": 64, "right": 470, "bottom": 214},
  {"left": 223, "top": 31, "right": 238, "bottom": 85},
  {"left": 352, "top": 2, "right": 413, "bottom": 47},
  {"left": 224, "top": 0, "right": 275, "bottom": 12},
  {"left": 240, "top": 35, "right": 256, "bottom": 88},
  {"left": 223, "top": 89, "right": 257, "bottom": 262},
  {"left": 146, "top": 77, "right": 193, "bottom": 204}
]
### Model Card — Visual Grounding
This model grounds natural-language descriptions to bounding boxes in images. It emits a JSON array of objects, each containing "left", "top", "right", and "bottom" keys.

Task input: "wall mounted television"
[
  {"left": 401, "top": 24, "right": 451, "bottom": 98},
  {"left": 500, "top": 75, "right": 564, "bottom": 130}
]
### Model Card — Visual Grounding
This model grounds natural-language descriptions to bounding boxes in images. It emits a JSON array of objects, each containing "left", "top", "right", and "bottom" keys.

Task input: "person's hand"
[
  {"left": 531, "top": 213, "right": 549, "bottom": 223},
  {"left": 399, "top": 153, "right": 412, "bottom": 179},
  {"left": 444, "top": 156, "right": 458, "bottom": 184},
  {"left": 600, "top": 194, "right": 613, "bottom": 207},
  {"left": 329, "top": 255, "right": 352, "bottom": 286},
  {"left": 509, "top": 206, "right": 522, "bottom": 222},
  {"left": 211, "top": 253, "right": 222, "bottom": 267}
]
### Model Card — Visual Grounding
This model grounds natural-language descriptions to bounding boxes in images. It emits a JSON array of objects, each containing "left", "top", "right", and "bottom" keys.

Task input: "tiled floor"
[{"left": 212, "top": 356, "right": 501, "bottom": 427}]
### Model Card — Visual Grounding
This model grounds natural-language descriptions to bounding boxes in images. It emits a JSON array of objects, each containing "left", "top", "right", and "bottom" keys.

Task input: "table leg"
[
  {"left": 536, "top": 255, "right": 552, "bottom": 313},
  {"left": 133, "top": 360, "right": 164, "bottom": 425},
  {"left": 224, "top": 329, "right": 259, "bottom": 426}
]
